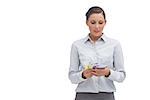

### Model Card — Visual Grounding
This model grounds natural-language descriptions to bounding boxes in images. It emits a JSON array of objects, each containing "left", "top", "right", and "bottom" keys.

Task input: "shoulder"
[
  {"left": 105, "top": 36, "right": 121, "bottom": 47},
  {"left": 72, "top": 37, "right": 86, "bottom": 47}
]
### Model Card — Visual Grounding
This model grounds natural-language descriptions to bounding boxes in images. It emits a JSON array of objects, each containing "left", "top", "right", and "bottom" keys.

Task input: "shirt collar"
[{"left": 83, "top": 33, "right": 108, "bottom": 43}]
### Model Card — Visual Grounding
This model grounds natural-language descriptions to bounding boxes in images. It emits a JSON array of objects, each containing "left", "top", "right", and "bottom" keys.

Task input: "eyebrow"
[{"left": 90, "top": 20, "right": 104, "bottom": 22}]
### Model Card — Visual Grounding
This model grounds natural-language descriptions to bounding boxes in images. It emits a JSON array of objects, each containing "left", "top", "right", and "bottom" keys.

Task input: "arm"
[
  {"left": 107, "top": 42, "right": 126, "bottom": 82},
  {"left": 68, "top": 43, "right": 87, "bottom": 84}
]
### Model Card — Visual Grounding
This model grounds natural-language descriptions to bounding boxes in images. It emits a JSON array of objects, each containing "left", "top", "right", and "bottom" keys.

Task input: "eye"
[
  {"left": 90, "top": 21, "right": 96, "bottom": 24},
  {"left": 99, "top": 21, "right": 103, "bottom": 24}
]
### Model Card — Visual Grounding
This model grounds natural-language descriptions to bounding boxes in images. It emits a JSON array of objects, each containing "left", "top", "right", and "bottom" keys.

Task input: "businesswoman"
[{"left": 68, "top": 6, "right": 126, "bottom": 100}]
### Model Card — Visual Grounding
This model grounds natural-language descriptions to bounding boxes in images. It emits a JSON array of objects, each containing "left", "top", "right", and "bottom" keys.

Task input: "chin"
[{"left": 94, "top": 33, "right": 101, "bottom": 37}]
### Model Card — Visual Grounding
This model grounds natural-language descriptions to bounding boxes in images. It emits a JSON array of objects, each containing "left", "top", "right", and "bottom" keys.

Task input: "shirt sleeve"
[
  {"left": 107, "top": 42, "right": 126, "bottom": 82},
  {"left": 68, "top": 43, "right": 87, "bottom": 84}
]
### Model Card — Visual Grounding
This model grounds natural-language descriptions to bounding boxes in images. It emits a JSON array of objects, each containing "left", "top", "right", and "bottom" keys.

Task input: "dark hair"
[{"left": 85, "top": 6, "right": 106, "bottom": 21}]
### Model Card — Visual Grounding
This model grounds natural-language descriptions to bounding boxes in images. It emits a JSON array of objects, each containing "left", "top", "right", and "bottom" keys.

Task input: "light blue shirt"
[{"left": 68, "top": 34, "right": 126, "bottom": 93}]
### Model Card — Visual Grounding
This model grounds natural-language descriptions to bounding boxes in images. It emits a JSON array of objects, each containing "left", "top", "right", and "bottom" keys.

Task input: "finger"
[{"left": 91, "top": 72, "right": 98, "bottom": 76}]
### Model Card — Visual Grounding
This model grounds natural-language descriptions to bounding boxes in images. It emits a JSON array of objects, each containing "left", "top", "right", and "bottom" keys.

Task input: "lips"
[{"left": 94, "top": 30, "right": 100, "bottom": 33}]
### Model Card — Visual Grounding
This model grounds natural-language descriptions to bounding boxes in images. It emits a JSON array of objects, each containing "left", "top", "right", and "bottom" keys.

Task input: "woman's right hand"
[{"left": 82, "top": 69, "right": 94, "bottom": 79}]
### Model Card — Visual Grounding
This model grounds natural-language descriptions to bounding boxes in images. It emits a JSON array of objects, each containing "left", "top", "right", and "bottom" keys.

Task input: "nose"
[{"left": 95, "top": 23, "right": 99, "bottom": 28}]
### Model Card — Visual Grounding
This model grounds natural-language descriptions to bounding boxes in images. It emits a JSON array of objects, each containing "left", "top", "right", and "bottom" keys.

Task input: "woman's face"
[{"left": 86, "top": 13, "right": 106, "bottom": 38}]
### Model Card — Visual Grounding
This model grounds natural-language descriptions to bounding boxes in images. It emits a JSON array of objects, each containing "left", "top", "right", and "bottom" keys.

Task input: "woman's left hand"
[{"left": 92, "top": 67, "right": 110, "bottom": 77}]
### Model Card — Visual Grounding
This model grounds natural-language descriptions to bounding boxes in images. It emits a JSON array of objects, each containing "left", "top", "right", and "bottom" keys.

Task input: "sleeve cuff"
[
  {"left": 79, "top": 71, "right": 87, "bottom": 81},
  {"left": 107, "top": 69, "right": 115, "bottom": 79}
]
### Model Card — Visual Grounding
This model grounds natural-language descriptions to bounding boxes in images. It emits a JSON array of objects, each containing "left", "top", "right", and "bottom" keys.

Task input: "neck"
[{"left": 89, "top": 33, "right": 102, "bottom": 42}]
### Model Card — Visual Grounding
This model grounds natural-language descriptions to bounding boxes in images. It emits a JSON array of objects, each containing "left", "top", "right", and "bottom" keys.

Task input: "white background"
[{"left": 0, "top": 0, "right": 150, "bottom": 100}]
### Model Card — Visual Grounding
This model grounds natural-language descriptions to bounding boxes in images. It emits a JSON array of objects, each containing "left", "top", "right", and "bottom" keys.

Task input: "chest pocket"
[
  {"left": 98, "top": 56, "right": 113, "bottom": 66},
  {"left": 79, "top": 52, "right": 93, "bottom": 67}
]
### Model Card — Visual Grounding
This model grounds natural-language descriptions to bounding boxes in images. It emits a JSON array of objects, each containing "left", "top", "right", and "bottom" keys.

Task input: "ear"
[
  {"left": 103, "top": 20, "right": 106, "bottom": 26},
  {"left": 86, "top": 20, "right": 89, "bottom": 26},
  {"left": 105, "top": 20, "right": 107, "bottom": 24}
]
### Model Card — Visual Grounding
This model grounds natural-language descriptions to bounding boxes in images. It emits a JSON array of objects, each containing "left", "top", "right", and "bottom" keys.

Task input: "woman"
[{"left": 68, "top": 6, "right": 126, "bottom": 100}]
